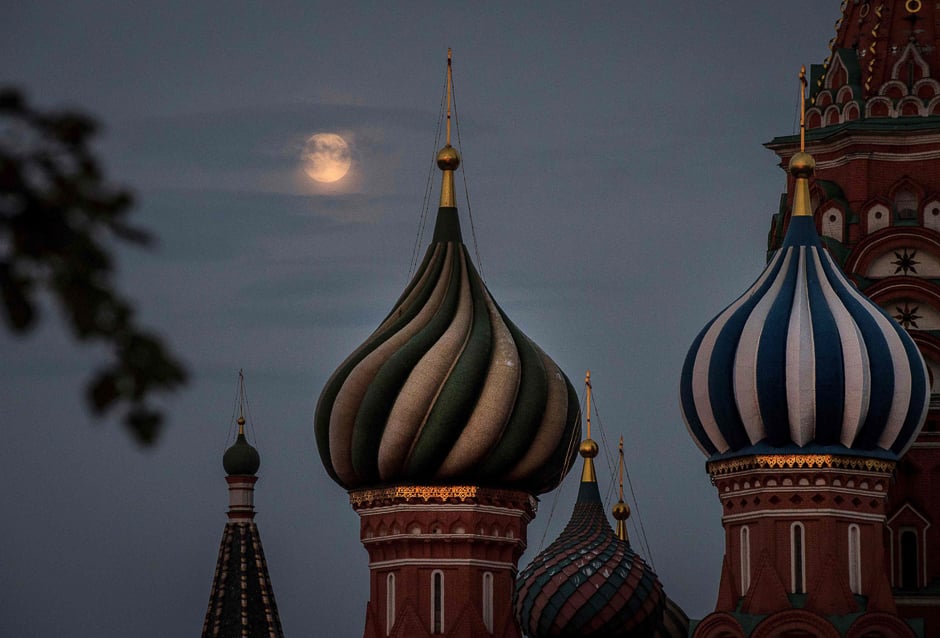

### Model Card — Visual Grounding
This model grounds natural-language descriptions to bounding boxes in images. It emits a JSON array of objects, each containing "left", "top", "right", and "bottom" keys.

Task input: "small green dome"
[{"left": 223, "top": 421, "right": 260, "bottom": 476}]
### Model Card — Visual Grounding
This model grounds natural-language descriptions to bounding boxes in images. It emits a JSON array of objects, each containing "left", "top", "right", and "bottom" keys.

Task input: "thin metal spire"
[
  {"left": 436, "top": 49, "right": 461, "bottom": 208},
  {"left": 446, "top": 48, "right": 452, "bottom": 146},
  {"left": 790, "top": 65, "right": 816, "bottom": 218},
  {"left": 613, "top": 435, "right": 630, "bottom": 541},
  {"left": 799, "top": 65, "right": 807, "bottom": 153},
  {"left": 618, "top": 436, "right": 624, "bottom": 501},
  {"left": 580, "top": 371, "right": 598, "bottom": 483},
  {"left": 237, "top": 369, "right": 247, "bottom": 435}
]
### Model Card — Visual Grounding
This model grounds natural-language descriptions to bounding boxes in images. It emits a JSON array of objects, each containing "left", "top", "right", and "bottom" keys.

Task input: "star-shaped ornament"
[
  {"left": 894, "top": 303, "right": 922, "bottom": 329},
  {"left": 892, "top": 249, "right": 920, "bottom": 275}
]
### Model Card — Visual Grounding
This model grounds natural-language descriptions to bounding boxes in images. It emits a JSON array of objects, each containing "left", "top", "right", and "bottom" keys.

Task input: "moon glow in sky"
[{"left": 302, "top": 133, "right": 351, "bottom": 183}]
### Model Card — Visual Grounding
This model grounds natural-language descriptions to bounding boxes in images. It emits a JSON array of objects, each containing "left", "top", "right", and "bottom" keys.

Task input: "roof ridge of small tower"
[
  {"left": 804, "top": 552, "right": 859, "bottom": 616},
  {"left": 740, "top": 549, "right": 790, "bottom": 615}
]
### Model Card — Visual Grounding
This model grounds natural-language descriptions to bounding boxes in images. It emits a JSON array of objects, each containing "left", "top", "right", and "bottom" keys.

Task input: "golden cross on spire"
[
  {"left": 790, "top": 64, "right": 817, "bottom": 217},
  {"left": 618, "top": 436, "right": 625, "bottom": 501},
  {"left": 585, "top": 370, "right": 592, "bottom": 440},
  {"left": 613, "top": 434, "right": 631, "bottom": 541},
  {"left": 579, "top": 370, "right": 598, "bottom": 483},
  {"left": 446, "top": 48, "right": 453, "bottom": 146},
  {"left": 237, "top": 369, "right": 247, "bottom": 435},
  {"left": 436, "top": 48, "right": 461, "bottom": 208},
  {"left": 799, "top": 65, "right": 807, "bottom": 153}
]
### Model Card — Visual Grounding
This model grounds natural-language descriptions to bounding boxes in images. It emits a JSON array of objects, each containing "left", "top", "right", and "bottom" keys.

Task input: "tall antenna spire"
[
  {"left": 613, "top": 435, "right": 631, "bottom": 541},
  {"left": 436, "top": 48, "right": 461, "bottom": 208},
  {"left": 790, "top": 65, "right": 816, "bottom": 217},
  {"left": 580, "top": 371, "right": 598, "bottom": 483}
]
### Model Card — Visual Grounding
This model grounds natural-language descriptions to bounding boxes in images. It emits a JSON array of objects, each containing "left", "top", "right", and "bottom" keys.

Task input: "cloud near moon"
[{"left": 302, "top": 133, "right": 351, "bottom": 183}]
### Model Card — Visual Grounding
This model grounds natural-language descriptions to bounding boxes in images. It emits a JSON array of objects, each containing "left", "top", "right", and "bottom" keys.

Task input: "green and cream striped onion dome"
[{"left": 315, "top": 205, "right": 580, "bottom": 494}]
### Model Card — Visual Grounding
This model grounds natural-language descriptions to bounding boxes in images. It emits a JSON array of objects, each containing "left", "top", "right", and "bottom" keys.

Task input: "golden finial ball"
[
  {"left": 788, "top": 151, "right": 816, "bottom": 179},
  {"left": 436, "top": 144, "right": 461, "bottom": 171},
  {"left": 612, "top": 500, "right": 631, "bottom": 521},
  {"left": 579, "top": 438, "right": 599, "bottom": 458}
]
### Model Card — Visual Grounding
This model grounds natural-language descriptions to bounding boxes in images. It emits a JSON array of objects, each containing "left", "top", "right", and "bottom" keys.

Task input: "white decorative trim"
[
  {"left": 824, "top": 104, "right": 843, "bottom": 127},
  {"left": 363, "top": 532, "right": 525, "bottom": 547},
  {"left": 817, "top": 149, "right": 940, "bottom": 170},
  {"left": 888, "top": 502, "right": 931, "bottom": 527},
  {"left": 880, "top": 79, "right": 911, "bottom": 99},
  {"left": 894, "top": 596, "right": 940, "bottom": 606},
  {"left": 866, "top": 96, "right": 896, "bottom": 119},
  {"left": 720, "top": 485, "right": 887, "bottom": 500},
  {"left": 837, "top": 86, "right": 855, "bottom": 105},
  {"left": 891, "top": 43, "right": 930, "bottom": 83},
  {"left": 369, "top": 558, "right": 517, "bottom": 570},
  {"left": 848, "top": 524, "right": 862, "bottom": 594},
  {"left": 740, "top": 526, "right": 751, "bottom": 594},
  {"left": 482, "top": 571, "right": 494, "bottom": 634},
  {"left": 791, "top": 521, "right": 806, "bottom": 594},
  {"left": 897, "top": 96, "right": 926, "bottom": 117},
  {"left": 431, "top": 569, "right": 444, "bottom": 634},
  {"left": 386, "top": 572, "right": 396, "bottom": 636},
  {"left": 722, "top": 509, "right": 886, "bottom": 524},
  {"left": 358, "top": 503, "right": 529, "bottom": 518}
]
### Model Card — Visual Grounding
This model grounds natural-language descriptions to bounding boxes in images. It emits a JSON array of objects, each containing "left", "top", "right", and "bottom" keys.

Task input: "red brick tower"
[
  {"left": 202, "top": 386, "right": 284, "bottom": 638},
  {"left": 766, "top": 2, "right": 940, "bottom": 633},
  {"left": 314, "top": 52, "right": 581, "bottom": 638},
  {"left": 681, "top": 64, "right": 930, "bottom": 634}
]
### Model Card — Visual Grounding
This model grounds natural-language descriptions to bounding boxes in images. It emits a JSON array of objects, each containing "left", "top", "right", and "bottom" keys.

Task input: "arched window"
[
  {"left": 386, "top": 572, "right": 396, "bottom": 636},
  {"left": 482, "top": 572, "right": 494, "bottom": 633},
  {"left": 740, "top": 526, "right": 751, "bottom": 593},
  {"left": 895, "top": 190, "right": 919, "bottom": 221},
  {"left": 431, "top": 570, "right": 444, "bottom": 634},
  {"left": 900, "top": 529, "right": 919, "bottom": 589},
  {"left": 791, "top": 522, "right": 806, "bottom": 594},
  {"left": 848, "top": 525, "right": 861, "bottom": 594}
]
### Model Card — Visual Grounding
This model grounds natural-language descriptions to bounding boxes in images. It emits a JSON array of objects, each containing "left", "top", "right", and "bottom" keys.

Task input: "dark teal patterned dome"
[
  {"left": 314, "top": 205, "right": 580, "bottom": 493},
  {"left": 514, "top": 478, "right": 664, "bottom": 637}
]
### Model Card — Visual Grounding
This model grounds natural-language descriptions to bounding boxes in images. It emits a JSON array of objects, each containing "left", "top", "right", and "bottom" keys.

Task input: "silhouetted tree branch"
[{"left": 0, "top": 88, "right": 187, "bottom": 444}]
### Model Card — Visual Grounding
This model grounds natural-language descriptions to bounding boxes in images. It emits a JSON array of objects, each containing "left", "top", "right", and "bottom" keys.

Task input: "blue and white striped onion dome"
[
  {"left": 315, "top": 206, "right": 581, "bottom": 493},
  {"left": 680, "top": 155, "right": 928, "bottom": 461}
]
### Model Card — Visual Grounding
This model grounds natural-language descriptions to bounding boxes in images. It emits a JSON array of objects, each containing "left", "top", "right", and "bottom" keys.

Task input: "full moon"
[{"left": 302, "top": 133, "right": 351, "bottom": 183}]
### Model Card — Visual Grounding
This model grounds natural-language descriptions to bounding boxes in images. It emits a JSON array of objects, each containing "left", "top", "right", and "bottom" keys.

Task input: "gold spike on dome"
[
  {"left": 613, "top": 435, "right": 631, "bottom": 541},
  {"left": 580, "top": 371, "right": 598, "bottom": 483},
  {"left": 437, "top": 48, "right": 461, "bottom": 208},
  {"left": 790, "top": 65, "right": 815, "bottom": 217}
]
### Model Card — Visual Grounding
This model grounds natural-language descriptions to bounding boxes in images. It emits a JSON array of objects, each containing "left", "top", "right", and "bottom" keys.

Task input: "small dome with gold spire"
[
  {"left": 514, "top": 373, "right": 665, "bottom": 638},
  {"left": 315, "top": 50, "right": 580, "bottom": 494},
  {"left": 223, "top": 416, "right": 260, "bottom": 476}
]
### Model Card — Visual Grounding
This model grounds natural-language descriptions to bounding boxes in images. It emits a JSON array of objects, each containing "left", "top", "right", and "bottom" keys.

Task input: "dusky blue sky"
[{"left": 1, "top": 3, "right": 839, "bottom": 637}]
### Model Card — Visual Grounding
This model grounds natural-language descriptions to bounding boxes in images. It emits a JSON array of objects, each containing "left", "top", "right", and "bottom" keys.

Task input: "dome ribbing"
[
  {"left": 514, "top": 446, "right": 664, "bottom": 637},
  {"left": 680, "top": 154, "right": 929, "bottom": 461},
  {"left": 314, "top": 206, "right": 579, "bottom": 493}
]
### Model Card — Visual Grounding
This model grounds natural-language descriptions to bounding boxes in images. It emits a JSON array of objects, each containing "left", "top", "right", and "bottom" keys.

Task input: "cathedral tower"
[
  {"left": 681, "top": 65, "right": 928, "bottom": 636},
  {"left": 315, "top": 52, "right": 580, "bottom": 638},
  {"left": 765, "top": 2, "right": 940, "bottom": 632},
  {"left": 202, "top": 388, "right": 285, "bottom": 638}
]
